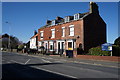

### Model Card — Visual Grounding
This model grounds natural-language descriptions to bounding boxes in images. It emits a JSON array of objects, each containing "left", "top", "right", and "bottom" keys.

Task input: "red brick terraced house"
[{"left": 32, "top": 2, "right": 106, "bottom": 56}]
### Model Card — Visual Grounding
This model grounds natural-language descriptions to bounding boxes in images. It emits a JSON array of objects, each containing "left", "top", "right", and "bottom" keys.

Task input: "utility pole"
[{"left": 5, "top": 22, "right": 11, "bottom": 50}]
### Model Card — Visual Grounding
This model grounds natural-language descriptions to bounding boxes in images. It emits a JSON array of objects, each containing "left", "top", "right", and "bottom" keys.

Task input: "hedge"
[{"left": 88, "top": 46, "right": 111, "bottom": 56}]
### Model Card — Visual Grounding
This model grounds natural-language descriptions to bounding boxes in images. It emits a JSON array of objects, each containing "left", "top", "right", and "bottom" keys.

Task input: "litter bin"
[{"left": 66, "top": 50, "right": 73, "bottom": 58}]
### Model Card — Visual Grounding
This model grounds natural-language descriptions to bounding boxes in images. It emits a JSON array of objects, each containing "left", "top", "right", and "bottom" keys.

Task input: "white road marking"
[
  {"left": 3, "top": 53, "right": 119, "bottom": 68},
  {"left": 41, "top": 57, "right": 46, "bottom": 58},
  {"left": 60, "top": 59, "right": 67, "bottom": 61},
  {"left": 61, "top": 64, "right": 104, "bottom": 73},
  {"left": 10, "top": 60, "right": 24, "bottom": 64},
  {"left": 3, "top": 57, "right": 77, "bottom": 79},
  {"left": 73, "top": 61, "right": 119, "bottom": 68},
  {"left": 2, "top": 58, "right": 22, "bottom": 64},
  {"left": 48, "top": 58, "right": 53, "bottom": 59},
  {"left": 41, "top": 59, "right": 52, "bottom": 63},
  {"left": 7, "top": 61, "right": 11, "bottom": 63},
  {"left": 25, "top": 59, "right": 31, "bottom": 64},
  {"left": 32, "top": 66, "right": 77, "bottom": 79},
  {"left": 54, "top": 61, "right": 62, "bottom": 62}
]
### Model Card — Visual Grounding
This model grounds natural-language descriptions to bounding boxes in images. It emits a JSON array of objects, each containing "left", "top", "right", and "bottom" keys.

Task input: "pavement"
[{"left": 1, "top": 52, "right": 120, "bottom": 80}]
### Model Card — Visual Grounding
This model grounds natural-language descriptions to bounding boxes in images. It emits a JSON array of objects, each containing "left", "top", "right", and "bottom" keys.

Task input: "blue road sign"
[{"left": 102, "top": 43, "right": 112, "bottom": 51}]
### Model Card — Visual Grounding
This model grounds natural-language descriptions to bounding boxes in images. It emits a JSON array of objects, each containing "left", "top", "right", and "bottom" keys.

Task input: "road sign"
[
  {"left": 108, "top": 46, "right": 112, "bottom": 51},
  {"left": 102, "top": 43, "right": 112, "bottom": 51}
]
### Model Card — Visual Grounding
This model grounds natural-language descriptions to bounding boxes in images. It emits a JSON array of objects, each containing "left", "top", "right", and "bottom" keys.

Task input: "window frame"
[
  {"left": 62, "top": 27, "right": 65, "bottom": 37},
  {"left": 64, "top": 16, "right": 70, "bottom": 23},
  {"left": 69, "top": 25, "right": 74, "bottom": 36},
  {"left": 49, "top": 41, "right": 54, "bottom": 51},
  {"left": 74, "top": 14, "right": 80, "bottom": 20},
  {"left": 67, "top": 40, "right": 74, "bottom": 50},
  {"left": 40, "top": 31, "right": 44, "bottom": 39},
  {"left": 68, "top": 42, "right": 72, "bottom": 48},
  {"left": 51, "top": 20, "right": 56, "bottom": 26},
  {"left": 51, "top": 28, "right": 55, "bottom": 38}
]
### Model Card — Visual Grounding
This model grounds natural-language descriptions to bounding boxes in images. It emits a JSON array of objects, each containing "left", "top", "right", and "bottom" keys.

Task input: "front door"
[
  {"left": 61, "top": 42, "right": 64, "bottom": 54},
  {"left": 58, "top": 42, "right": 64, "bottom": 54},
  {"left": 45, "top": 43, "right": 48, "bottom": 52},
  {"left": 58, "top": 42, "right": 60, "bottom": 54}
]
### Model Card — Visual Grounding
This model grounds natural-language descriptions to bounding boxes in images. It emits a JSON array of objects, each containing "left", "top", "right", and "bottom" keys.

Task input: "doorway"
[
  {"left": 58, "top": 42, "right": 60, "bottom": 54},
  {"left": 57, "top": 41, "right": 65, "bottom": 54}
]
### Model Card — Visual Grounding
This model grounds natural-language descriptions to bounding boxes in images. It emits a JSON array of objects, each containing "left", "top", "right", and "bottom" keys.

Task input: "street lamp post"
[
  {"left": 5, "top": 22, "right": 11, "bottom": 50},
  {"left": 8, "top": 34, "right": 10, "bottom": 49}
]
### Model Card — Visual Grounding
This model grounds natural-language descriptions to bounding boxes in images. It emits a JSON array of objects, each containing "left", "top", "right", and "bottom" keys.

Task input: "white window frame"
[
  {"left": 40, "top": 31, "right": 44, "bottom": 40},
  {"left": 38, "top": 41, "right": 42, "bottom": 47},
  {"left": 62, "top": 27, "right": 65, "bottom": 37},
  {"left": 43, "top": 41, "right": 48, "bottom": 50},
  {"left": 51, "top": 28, "right": 55, "bottom": 38},
  {"left": 67, "top": 40, "right": 73, "bottom": 50},
  {"left": 38, "top": 41, "right": 42, "bottom": 51},
  {"left": 49, "top": 41, "right": 54, "bottom": 51},
  {"left": 69, "top": 25, "right": 74, "bottom": 36},
  {"left": 51, "top": 20, "right": 56, "bottom": 26},
  {"left": 74, "top": 14, "right": 80, "bottom": 20},
  {"left": 64, "top": 16, "right": 70, "bottom": 23}
]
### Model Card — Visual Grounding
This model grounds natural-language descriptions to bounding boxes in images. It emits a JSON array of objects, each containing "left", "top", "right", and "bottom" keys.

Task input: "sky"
[{"left": 2, "top": 2, "right": 119, "bottom": 43}]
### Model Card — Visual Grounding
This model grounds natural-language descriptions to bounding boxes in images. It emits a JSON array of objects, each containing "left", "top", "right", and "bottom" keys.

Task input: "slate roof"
[{"left": 39, "top": 12, "right": 90, "bottom": 29}]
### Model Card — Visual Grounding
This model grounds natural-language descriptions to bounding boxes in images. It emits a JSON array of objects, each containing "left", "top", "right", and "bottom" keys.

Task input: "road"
[{"left": 1, "top": 52, "right": 119, "bottom": 80}]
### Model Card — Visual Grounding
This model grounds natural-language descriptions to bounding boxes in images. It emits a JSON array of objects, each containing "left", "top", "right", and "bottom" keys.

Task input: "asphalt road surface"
[{"left": 1, "top": 52, "right": 119, "bottom": 80}]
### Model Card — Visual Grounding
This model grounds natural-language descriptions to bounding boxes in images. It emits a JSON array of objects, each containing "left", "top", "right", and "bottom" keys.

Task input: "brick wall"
[
  {"left": 38, "top": 13, "right": 106, "bottom": 53},
  {"left": 38, "top": 20, "right": 83, "bottom": 42},
  {"left": 38, "top": 20, "right": 84, "bottom": 49},
  {"left": 83, "top": 13, "right": 106, "bottom": 52},
  {"left": 76, "top": 55, "right": 119, "bottom": 62}
]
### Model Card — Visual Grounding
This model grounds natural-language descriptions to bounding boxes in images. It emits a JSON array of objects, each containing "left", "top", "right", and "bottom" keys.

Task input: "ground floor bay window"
[
  {"left": 38, "top": 40, "right": 77, "bottom": 55},
  {"left": 68, "top": 42, "right": 72, "bottom": 50},
  {"left": 67, "top": 40, "right": 75, "bottom": 50},
  {"left": 38, "top": 41, "right": 42, "bottom": 51},
  {"left": 43, "top": 41, "right": 48, "bottom": 53},
  {"left": 49, "top": 41, "right": 54, "bottom": 51}
]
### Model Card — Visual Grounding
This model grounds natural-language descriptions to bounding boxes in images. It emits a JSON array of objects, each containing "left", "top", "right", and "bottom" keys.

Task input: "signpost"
[{"left": 102, "top": 43, "right": 112, "bottom": 56}]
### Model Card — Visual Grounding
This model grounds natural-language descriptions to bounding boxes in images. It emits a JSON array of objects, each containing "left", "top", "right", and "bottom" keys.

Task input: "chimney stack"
[
  {"left": 46, "top": 20, "right": 51, "bottom": 25},
  {"left": 56, "top": 16, "right": 63, "bottom": 20},
  {"left": 34, "top": 30, "right": 37, "bottom": 35},
  {"left": 90, "top": 2, "right": 99, "bottom": 14}
]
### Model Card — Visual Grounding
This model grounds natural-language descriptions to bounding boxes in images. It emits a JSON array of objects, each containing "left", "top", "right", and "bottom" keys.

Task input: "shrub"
[
  {"left": 18, "top": 45, "right": 24, "bottom": 50},
  {"left": 114, "top": 37, "right": 120, "bottom": 46},
  {"left": 88, "top": 46, "right": 111, "bottom": 56},
  {"left": 112, "top": 45, "right": 120, "bottom": 56}
]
